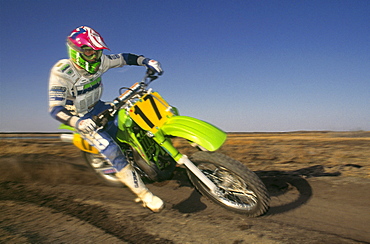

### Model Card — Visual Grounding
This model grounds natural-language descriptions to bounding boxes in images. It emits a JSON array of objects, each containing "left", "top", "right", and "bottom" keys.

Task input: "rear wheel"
[
  {"left": 188, "top": 151, "right": 270, "bottom": 217},
  {"left": 82, "top": 152, "right": 123, "bottom": 187}
]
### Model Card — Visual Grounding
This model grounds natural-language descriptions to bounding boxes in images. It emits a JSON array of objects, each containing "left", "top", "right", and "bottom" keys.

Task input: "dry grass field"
[
  {"left": 1, "top": 131, "right": 369, "bottom": 179},
  {"left": 173, "top": 131, "right": 370, "bottom": 179}
]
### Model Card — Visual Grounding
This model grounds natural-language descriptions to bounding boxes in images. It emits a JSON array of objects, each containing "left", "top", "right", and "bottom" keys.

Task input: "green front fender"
[{"left": 160, "top": 116, "right": 227, "bottom": 151}]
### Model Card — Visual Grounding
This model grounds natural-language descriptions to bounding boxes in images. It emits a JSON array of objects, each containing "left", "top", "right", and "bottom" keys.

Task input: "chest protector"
[{"left": 73, "top": 75, "right": 103, "bottom": 115}]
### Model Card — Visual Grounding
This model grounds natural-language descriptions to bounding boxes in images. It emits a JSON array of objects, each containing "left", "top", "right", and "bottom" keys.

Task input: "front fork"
[
  {"left": 151, "top": 130, "right": 219, "bottom": 195},
  {"left": 177, "top": 155, "right": 219, "bottom": 195}
]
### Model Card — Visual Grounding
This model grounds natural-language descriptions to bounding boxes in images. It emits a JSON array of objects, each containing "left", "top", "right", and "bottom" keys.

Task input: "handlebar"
[{"left": 92, "top": 71, "right": 159, "bottom": 128}]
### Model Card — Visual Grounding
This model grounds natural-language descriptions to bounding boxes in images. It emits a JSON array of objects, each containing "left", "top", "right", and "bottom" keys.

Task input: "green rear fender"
[
  {"left": 160, "top": 116, "right": 227, "bottom": 151},
  {"left": 59, "top": 124, "right": 75, "bottom": 131}
]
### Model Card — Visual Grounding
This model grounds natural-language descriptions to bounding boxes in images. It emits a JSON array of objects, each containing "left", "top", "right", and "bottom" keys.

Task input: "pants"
[{"left": 79, "top": 101, "right": 128, "bottom": 171}]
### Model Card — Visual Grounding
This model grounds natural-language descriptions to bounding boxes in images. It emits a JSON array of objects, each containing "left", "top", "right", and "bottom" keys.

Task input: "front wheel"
[{"left": 187, "top": 151, "right": 270, "bottom": 217}]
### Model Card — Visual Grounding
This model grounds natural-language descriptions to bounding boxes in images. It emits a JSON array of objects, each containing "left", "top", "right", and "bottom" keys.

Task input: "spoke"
[{"left": 199, "top": 164, "right": 259, "bottom": 208}]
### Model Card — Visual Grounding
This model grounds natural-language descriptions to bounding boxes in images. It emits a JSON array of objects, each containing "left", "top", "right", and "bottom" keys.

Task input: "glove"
[
  {"left": 143, "top": 58, "right": 163, "bottom": 75},
  {"left": 76, "top": 118, "right": 96, "bottom": 133}
]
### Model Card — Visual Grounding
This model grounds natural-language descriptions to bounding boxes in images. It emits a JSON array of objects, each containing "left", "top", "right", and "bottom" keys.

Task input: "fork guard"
[{"left": 160, "top": 116, "right": 227, "bottom": 151}]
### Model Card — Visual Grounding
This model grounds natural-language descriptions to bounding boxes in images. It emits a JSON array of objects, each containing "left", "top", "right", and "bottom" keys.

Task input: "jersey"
[{"left": 49, "top": 53, "right": 146, "bottom": 126}]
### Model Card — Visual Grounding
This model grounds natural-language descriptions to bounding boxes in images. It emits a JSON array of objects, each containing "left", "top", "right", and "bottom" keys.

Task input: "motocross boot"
[{"left": 116, "top": 164, "right": 164, "bottom": 212}]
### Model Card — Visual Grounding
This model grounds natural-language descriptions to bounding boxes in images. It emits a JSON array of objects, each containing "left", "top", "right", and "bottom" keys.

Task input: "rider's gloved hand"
[
  {"left": 76, "top": 118, "right": 97, "bottom": 133},
  {"left": 142, "top": 58, "right": 163, "bottom": 75}
]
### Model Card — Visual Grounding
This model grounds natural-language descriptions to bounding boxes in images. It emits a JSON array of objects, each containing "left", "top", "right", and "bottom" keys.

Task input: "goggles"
[{"left": 81, "top": 47, "right": 103, "bottom": 62}]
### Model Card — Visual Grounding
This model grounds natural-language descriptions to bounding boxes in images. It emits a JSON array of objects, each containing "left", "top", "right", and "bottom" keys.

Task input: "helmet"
[{"left": 67, "top": 26, "right": 109, "bottom": 74}]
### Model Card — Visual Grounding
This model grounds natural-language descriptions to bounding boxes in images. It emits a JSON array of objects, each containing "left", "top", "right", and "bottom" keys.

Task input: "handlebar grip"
[{"left": 146, "top": 68, "right": 156, "bottom": 76}]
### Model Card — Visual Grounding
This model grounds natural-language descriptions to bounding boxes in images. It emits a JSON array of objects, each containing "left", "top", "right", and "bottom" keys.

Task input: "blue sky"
[{"left": 1, "top": 0, "right": 369, "bottom": 132}]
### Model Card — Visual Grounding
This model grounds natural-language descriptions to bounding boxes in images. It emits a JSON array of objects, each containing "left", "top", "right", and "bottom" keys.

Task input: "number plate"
[{"left": 129, "top": 92, "right": 175, "bottom": 133}]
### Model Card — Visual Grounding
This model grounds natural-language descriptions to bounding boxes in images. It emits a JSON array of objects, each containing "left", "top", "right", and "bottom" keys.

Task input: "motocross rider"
[{"left": 48, "top": 26, "right": 164, "bottom": 212}]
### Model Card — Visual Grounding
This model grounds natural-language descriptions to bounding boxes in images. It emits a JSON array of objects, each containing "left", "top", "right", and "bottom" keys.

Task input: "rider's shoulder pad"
[{"left": 51, "top": 59, "right": 76, "bottom": 78}]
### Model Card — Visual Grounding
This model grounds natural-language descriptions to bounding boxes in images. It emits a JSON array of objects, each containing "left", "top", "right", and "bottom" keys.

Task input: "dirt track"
[{"left": 0, "top": 132, "right": 369, "bottom": 243}]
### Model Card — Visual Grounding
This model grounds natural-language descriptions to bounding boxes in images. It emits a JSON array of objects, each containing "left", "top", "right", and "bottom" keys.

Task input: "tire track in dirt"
[
  {"left": 0, "top": 182, "right": 172, "bottom": 244},
  {"left": 0, "top": 200, "right": 124, "bottom": 243}
]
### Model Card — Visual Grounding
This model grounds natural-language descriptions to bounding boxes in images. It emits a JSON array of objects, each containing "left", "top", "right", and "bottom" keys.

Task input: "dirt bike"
[{"left": 59, "top": 71, "right": 270, "bottom": 217}]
